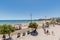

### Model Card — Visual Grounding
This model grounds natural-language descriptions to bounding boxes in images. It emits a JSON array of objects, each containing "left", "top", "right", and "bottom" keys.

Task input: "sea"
[{"left": 0, "top": 20, "right": 41, "bottom": 24}]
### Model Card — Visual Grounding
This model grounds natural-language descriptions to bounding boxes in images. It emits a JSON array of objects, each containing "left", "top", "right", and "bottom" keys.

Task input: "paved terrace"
[
  {"left": 12, "top": 25, "right": 60, "bottom": 40},
  {"left": 0, "top": 25, "right": 60, "bottom": 40}
]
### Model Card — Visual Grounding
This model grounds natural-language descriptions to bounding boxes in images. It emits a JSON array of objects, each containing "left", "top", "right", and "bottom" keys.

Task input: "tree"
[
  {"left": 29, "top": 22, "right": 38, "bottom": 32},
  {"left": 0, "top": 24, "right": 15, "bottom": 40},
  {"left": 1, "top": 24, "right": 8, "bottom": 40},
  {"left": 7, "top": 25, "right": 15, "bottom": 38}
]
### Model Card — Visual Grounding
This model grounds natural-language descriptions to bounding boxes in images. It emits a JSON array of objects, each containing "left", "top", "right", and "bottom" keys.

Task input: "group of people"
[{"left": 42, "top": 23, "right": 54, "bottom": 35}]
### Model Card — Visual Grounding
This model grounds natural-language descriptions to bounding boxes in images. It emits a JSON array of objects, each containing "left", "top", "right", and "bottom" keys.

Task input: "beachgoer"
[
  {"left": 46, "top": 30, "right": 50, "bottom": 35},
  {"left": 52, "top": 31, "right": 54, "bottom": 35}
]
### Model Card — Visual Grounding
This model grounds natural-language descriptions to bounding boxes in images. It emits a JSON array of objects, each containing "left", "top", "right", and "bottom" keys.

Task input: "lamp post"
[
  {"left": 30, "top": 13, "right": 32, "bottom": 23},
  {"left": 45, "top": 16, "right": 47, "bottom": 22}
]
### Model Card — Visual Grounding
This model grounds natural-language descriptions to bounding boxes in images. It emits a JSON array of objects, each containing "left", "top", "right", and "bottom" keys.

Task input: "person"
[
  {"left": 47, "top": 30, "right": 48, "bottom": 33},
  {"left": 46, "top": 30, "right": 50, "bottom": 35},
  {"left": 43, "top": 28, "right": 46, "bottom": 34},
  {"left": 42, "top": 24, "right": 46, "bottom": 34},
  {"left": 42, "top": 24, "right": 45, "bottom": 28},
  {"left": 52, "top": 31, "right": 54, "bottom": 35}
]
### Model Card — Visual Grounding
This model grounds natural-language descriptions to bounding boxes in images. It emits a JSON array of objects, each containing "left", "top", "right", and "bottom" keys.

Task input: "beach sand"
[
  {"left": 0, "top": 21, "right": 60, "bottom": 40},
  {"left": 11, "top": 25, "right": 60, "bottom": 40}
]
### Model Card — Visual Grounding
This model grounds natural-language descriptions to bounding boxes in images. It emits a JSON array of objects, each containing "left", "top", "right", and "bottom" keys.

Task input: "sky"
[{"left": 0, "top": 0, "right": 60, "bottom": 20}]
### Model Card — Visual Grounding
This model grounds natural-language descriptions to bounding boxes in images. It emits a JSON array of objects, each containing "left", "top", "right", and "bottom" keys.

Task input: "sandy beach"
[
  {"left": 11, "top": 25, "right": 60, "bottom": 40},
  {"left": 0, "top": 21, "right": 60, "bottom": 40}
]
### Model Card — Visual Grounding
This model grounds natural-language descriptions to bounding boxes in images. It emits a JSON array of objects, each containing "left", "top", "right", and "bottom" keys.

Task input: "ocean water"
[{"left": 0, "top": 20, "right": 41, "bottom": 24}]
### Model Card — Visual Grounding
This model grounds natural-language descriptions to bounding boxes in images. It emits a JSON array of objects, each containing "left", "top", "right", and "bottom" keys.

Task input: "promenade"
[
  {"left": 12, "top": 25, "right": 60, "bottom": 40},
  {"left": 0, "top": 25, "right": 60, "bottom": 40}
]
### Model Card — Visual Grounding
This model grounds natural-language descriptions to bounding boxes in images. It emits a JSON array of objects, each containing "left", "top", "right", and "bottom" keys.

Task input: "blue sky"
[{"left": 0, "top": 0, "right": 60, "bottom": 20}]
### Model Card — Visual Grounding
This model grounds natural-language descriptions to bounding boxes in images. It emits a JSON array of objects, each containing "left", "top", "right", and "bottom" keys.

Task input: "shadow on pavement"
[
  {"left": 30, "top": 30, "right": 38, "bottom": 36},
  {"left": 6, "top": 37, "right": 12, "bottom": 40}
]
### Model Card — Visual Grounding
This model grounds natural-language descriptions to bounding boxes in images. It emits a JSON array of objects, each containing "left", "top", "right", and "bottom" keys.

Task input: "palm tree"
[{"left": 29, "top": 22, "right": 38, "bottom": 32}]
